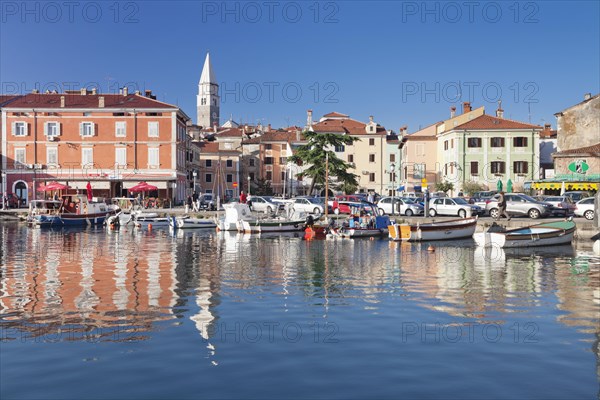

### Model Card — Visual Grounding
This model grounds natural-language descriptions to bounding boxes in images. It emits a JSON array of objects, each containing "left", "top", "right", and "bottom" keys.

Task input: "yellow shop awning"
[{"left": 532, "top": 182, "right": 598, "bottom": 190}]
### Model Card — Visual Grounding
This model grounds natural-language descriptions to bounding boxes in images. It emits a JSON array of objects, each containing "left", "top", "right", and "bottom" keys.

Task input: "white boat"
[
  {"left": 169, "top": 216, "right": 217, "bottom": 229},
  {"left": 326, "top": 214, "right": 391, "bottom": 239},
  {"left": 239, "top": 217, "right": 306, "bottom": 234},
  {"left": 474, "top": 220, "right": 576, "bottom": 248},
  {"left": 134, "top": 213, "right": 170, "bottom": 228},
  {"left": 216, "top": 203, "right": 254, "bottom": 231},
  {"left": 388, "top": 217, "right": 478, "bottom": 241}
]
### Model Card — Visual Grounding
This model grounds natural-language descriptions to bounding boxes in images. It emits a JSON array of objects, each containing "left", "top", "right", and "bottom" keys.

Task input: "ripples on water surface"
[{"left": 0, "top": 224, "right": 598, "bottom": 399}]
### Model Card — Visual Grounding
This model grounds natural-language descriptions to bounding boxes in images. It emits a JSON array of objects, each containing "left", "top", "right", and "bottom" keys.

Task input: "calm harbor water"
[{"left": 0, "top": 223, "right": 598, "bottom": 399}]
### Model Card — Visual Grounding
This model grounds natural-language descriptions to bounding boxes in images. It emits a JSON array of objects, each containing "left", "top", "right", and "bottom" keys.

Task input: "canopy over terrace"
[{"left": 532, "top": 175, "right": 599, "bottom": 193}]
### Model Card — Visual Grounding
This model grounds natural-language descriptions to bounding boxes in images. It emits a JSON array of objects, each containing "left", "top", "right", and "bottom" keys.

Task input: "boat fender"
[{"left": 427, "top": 245, "right": 435, "bottom": 252}]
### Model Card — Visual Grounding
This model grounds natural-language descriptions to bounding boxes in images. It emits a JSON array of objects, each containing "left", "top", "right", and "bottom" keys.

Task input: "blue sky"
[{"left": 1, "top": 1, "right": 598, "bottom": 132}]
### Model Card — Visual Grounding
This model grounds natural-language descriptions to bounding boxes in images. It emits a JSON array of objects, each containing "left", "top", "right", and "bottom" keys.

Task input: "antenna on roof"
[{"left": 528, "top": 102, "right": 531, "bottom": 123}]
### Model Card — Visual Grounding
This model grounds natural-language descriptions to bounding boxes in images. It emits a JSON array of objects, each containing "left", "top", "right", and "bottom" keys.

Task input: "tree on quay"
[{"left": 289, "top": 131, "right": 360, "bottom": 195}]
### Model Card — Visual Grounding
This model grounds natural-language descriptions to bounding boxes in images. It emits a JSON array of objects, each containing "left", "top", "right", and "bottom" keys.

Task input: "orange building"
[{"left": 1, "top": 89, "right": 192, "bottom": 204}]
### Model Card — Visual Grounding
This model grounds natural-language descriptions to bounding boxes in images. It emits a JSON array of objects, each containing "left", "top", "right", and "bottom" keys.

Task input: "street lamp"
[
  {"left": 247, "top": 176, "right": 251, "bottom": 196},
  {"left": 390, "top": 162, "right": 396, "bottom": 215},
  {"left": 192, "top": 170, "right": 197, "bottom": 193}
]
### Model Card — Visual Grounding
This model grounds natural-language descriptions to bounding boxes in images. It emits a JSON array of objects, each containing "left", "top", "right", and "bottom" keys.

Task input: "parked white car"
[
  {"left": 377, "top": 197, "right": 424, "bottom": 216},
  {"left": 574, "top": 197, "right": 595, "bottom": 220},
  {"left": 428, "top": 197, "right": 483, "bottom": 217},
  {"left": 291, "top": 197, "right": 325, "bottom": 214},
  {"left": 247, "top": 196, "right": 284, "bottom": 214}
]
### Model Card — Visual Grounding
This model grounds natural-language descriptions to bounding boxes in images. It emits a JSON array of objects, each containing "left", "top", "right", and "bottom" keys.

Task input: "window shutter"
[
  {"left": 57, "top": 123, "right": 61, "bottom": 136},
  {"left": 92, "top": 123, "right": 96, "bottom": 136},
  {"left": 80, "top": 123, "right": 84, "bottom": 136},
  {"left": 44, "top": 122, "right": 48, "bottom": 136},
  {"left": 24, "top": 123, "right": 29, "bottom": 136},
  {"left": 11, "top": 122, "right": 16, "bottom": 136}
]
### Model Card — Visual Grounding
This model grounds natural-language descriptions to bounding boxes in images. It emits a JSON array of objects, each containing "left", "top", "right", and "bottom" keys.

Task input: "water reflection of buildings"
[{"left": 0, "top": 226, "right": 181, "bottom": 341}]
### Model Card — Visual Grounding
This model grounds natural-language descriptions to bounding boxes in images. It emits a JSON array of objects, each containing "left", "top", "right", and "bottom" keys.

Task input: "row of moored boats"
[{"left": 26, "top": 196, "right": 577, "bottom": 248}]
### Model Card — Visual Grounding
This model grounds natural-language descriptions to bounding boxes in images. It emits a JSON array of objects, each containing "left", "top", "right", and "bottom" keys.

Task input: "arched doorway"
[{"left": 14, "top": 181, "right": 28, "bottom": 207}]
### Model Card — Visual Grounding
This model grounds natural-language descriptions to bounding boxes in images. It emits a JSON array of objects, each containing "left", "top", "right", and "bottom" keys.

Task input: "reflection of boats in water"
[
  {"left": 388, "top": 217, "right": 477, "bottom": 241},
  {"left": 474, "top": 220, "right": 576, "bottom": 248}
]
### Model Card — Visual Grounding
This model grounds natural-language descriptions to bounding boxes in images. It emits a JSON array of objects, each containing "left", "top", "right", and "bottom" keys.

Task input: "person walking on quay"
[
  {"left": 496, "top": 191, "right": 511, "bottom": 221},
  {"left": 239, "top": 190, "right": 247, "bottom": 204},
  {"left": 192, "top": 191, "right": 199, "bottom": 212},
  {"left": 186, "top": 195, "right": 193, "bottom": 214}
]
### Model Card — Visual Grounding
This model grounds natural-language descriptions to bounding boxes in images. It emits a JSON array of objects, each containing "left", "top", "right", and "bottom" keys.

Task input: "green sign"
[{"left": 568, "top": 160, "right": 589, "bottom": 174}]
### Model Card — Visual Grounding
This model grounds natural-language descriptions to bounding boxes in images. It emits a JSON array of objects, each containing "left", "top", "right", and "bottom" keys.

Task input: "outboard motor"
[{"left": 304, "top": 214, "right": 315, "bottom": 228}]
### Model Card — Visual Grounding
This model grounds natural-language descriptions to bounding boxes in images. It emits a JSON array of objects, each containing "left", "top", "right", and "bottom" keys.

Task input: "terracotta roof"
[
  {"left": 453, "top": 114, "right": 542, "bottom": 131},
  {"left": 244, "top": 130, "right": 305, "bottom": 144},
  {"left": 312, "top": 117, "right": 387, "bottom": 135},
  {"left": 216, "top": 128, "right": 244, "bottom": 138},
  {"left": 553, "top": 142, "right": 600, "bottom": 156},
  {"left": 195, "top": 141, "right": 241, "bottom": 154},
  {"left": 4, "top": 93, "right": 178, "bottom": 109},
  {"left": 323, "top": 112, "right": 349, "bottom": 118},
  {"left": 0, "top": 95, "right": 22, "bottom": 106},
  {"left": 539, "top": 129, "right": 557, "bottom": 138}
]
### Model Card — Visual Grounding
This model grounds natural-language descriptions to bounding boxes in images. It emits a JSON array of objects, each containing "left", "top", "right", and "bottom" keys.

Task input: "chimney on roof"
[
  {"left": 31, "top": 89, "right": 39, "bottom": 94},
  {"left": 60, "top": 96, "right": 65, "bottom": 108},
  {"left": 213, "top": 122, "right": 218, "bottom": 133},
  {"left": 91, "top": 88, "right": 97, "bottom": 95},
  {"left": 369, "top": 115, "right": 374, "bottom": 123},
  {"left": 496, "top": 100, "right": 504, "bottom": 119},
  {"left": 80, "top": 88, "right": 87, "bottom": 95},
  {"left": 450, "top": 106, "right": 456, "bottom": 118},
  {"left": 584, "top": 93, "right": 592, "bottom": 100},
  {"left": 463, "top": 102, "right": 472, "bottom": 114},
  {"left": 267, "top": 123, "right": 271, "bottom": 132},
  {"left": 144, "top": 90, "right": 156, "bottom": 100},
  {"left": 99, "top": 96, "right": 105, "bottom": 108},
  {"left": 135, "top": 90, "right": 140, "bottom": 95},
  {"left": 306, "top": 109, "right": 313, "bottom": 128},
  {"left": 122, "top": 87, "right": 128, "bottom": 96}
]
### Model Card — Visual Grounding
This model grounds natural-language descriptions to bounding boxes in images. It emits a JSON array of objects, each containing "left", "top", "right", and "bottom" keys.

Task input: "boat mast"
[{"left": 325, "top": 152, "right": 329, "bottom": 218}]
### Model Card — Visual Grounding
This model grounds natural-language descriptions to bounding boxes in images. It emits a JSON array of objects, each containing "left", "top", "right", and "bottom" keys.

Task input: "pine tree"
[{"left": 289, "top": 131, "right": 360, "bottom": 195}]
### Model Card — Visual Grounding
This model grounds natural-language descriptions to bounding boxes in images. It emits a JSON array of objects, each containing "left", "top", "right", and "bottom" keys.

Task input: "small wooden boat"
[
  {"left": 474, "top": 220, "right": 576, "bottom": 248},
  {"left": 134, "top": 214, "right": 170, "bottom": 228},
  {"left": 239, "top": 218, "right": 306, "bottom": 234},
  {"left": 169, "top": 216, "right": 217, "bottom": 229},
  {"left": 327, "top": 215, "right": 391, "bottom": 239},
  {"left": 388, "top": 217, "right": 478, "bottom": 241},
  {"left": 29, "top": 196, "right": 112, "bottom": 227}
]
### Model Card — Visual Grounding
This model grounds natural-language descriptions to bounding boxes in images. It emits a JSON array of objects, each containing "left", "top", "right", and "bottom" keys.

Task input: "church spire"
[
  {"left": 197, "top": 52, "right": 220, "bottom": 127},
  {"left": 200, "top": 53, "right": 216, "bottom": 84}
]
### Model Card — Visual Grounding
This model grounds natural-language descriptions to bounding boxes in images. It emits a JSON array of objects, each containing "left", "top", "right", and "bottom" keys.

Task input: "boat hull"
[
  {"left": 33, "top": 213, "right": 108, "bottom": 227},
  {"left": 388, "top": 217, "right": 477, "bottom": 241},
  {"left": 240, "top": 219, "right": 305, "bottom": 234},
  {"left": 171, "top": 217, "right": 217, "bottom": 229},
  {"left": 474, "top": 221, "right": 576, "bottom": 248}
]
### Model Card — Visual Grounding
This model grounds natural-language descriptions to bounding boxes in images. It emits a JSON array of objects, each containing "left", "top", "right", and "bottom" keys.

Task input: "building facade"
[
  {"left": 437, "top": 107, "right": 541, "bottom": 194},
  {"left": 1, "top": 89, "right": 191, "bottom": 205},
  {"left": 310, "top": 112, "right": 389, "bottom": 194}
]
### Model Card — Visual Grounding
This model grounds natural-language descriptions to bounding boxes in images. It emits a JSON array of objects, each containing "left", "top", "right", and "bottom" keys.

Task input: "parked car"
[
  {"left": 564, "top": 191, "right": 591, "bottom": 203},
  {"left": 377, "top": 197, "right": 424, "bottom": 216},
  {"left": 199, "top": 193, "right": 216, "bottom": 211},
  {"left": 469, "top": 191, "right": 498, "bottom": 208},
  {"left": 542, "top": 196, "right": 576, "bottom": 217},
  {"left": 486, "top": 193, "right": 553, "bottom": 219},
  {"left": 291, "top": 197, "right": 325, "bottom": 214},
  {"left": 428, "top": 197, "right": 483, "bottom": 217},
  {"left": 0, "top": 192, "right": 20, "bottom": 208},
  {"left": 574, "top": 197, "right": 595, "bottom": 220},
  {"left": 247, "top": 196, "right": 284, "bottom": 214},
  {"left": 332, "top": 200, "right": 377, "bottom": 215}
]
